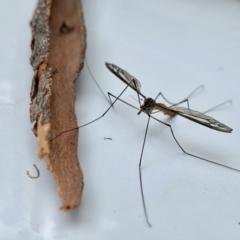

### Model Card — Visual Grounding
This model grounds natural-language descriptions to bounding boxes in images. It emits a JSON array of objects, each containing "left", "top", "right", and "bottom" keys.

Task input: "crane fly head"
[{"left": 138, "top": 98, "right": 157, "bottom": 115}]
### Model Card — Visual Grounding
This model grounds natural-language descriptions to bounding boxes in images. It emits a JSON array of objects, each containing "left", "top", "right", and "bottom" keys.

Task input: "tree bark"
[{"left": 30, "top": 0, "right": 86, "bottom": 210}]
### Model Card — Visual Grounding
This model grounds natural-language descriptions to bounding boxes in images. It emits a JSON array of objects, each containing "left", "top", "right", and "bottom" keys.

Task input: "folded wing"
[
  {"left": 169, "top": 106, "right": 232, "bottom": 133},
  {"left": 105, "top": 62, "right": 145, "bottom": 98}
]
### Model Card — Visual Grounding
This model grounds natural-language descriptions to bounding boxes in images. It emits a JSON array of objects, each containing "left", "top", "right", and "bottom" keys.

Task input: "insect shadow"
[{"left": 52, "top": 62, "right": 238, "bottom": 227}]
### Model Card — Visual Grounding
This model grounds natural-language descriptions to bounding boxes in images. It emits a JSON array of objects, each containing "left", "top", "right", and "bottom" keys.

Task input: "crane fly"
[
  {"left": 52, "top": 62, "right": 238, "bottom": 227},
  {"left": 106, "top": 63, "right": 232, "bottom": 133}
]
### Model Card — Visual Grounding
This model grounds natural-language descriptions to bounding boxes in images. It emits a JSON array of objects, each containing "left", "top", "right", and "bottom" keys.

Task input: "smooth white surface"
[{"left": 1, "top": 0, "right": 240, "bottom": 239}]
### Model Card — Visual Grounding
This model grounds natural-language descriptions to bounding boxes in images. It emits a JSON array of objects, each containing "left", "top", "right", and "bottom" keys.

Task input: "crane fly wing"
[
  {"left": 105, "top": 62, "right": 145, "bottom": 98},
  {"left": 169, "top": 106, "right": 232, "bottom": 133}
]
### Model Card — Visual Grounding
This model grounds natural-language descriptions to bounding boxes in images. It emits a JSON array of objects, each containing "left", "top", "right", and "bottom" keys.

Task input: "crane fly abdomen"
[{"left": 156, "top": 103, "right": 176, "bottom": 117}]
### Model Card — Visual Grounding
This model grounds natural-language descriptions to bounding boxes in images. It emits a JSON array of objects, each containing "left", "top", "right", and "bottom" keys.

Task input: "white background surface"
[{"left": 1, "top": 0, "right": 240, "bottom": 239}]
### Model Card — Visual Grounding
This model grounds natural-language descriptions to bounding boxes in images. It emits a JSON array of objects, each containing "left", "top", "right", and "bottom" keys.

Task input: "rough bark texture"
[{"left": 30, "top": 0, "right": 86, "bottom": 210}]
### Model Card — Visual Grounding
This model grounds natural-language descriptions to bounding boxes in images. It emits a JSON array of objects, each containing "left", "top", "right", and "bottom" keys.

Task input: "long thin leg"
[
  {"left": 108, "top": 93, "right": 140, "bottom": 111},
  {"left": 106, "top": 96, "right": 238, "bottom": 225},
  {"left": 203, "top": 100, "right": 232, "bottom": 114},
  {"left": 169, "top": 98, "right": 190, "bottom": 109},
  {"left": 149, "top": 115, "right": 240, "bottom": 172},
  {"left": 108, "top": 92, "right": 114, "bottom": 106},
  {"left": 107, "top": 92, "right": 116, "bottom": 110},
  {"left": 51, "top": 83, "right": 132, "bottom": 141},
  {"left": 155, "top": 85, "right": 204, "bottom": 104},
  {"left": 154, "top": 85, "right": 205, "bottom": 111},
  {"left": 85, "top": 58, "right": 111, "bottom": 105},
  {"left": 139, "top": 116, "right": 152, "bottom": 227},
  {"left": 107, "top": 93, "right": 238, "bottom": 225},
  {"left": 103, "top": 92, "right": 152, "bottom": 227},
  {"left": 108, "top": 80, "right": 142, "bottom": 111}
]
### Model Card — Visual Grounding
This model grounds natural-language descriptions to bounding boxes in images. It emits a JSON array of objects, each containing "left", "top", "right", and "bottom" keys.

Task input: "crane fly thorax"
[{"left": 140, "top": 98, "right": 157, "bottom": 114}]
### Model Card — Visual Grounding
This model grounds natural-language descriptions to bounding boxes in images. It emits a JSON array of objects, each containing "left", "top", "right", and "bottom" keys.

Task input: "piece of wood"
[{"left": 30, "top": 0, "right": 86, "bottom": 210}]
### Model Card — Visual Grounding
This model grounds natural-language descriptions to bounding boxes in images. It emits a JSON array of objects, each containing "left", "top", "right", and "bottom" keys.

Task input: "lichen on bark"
[{"left": 29, "top": 0, "right": 86, "bottom": 210}]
